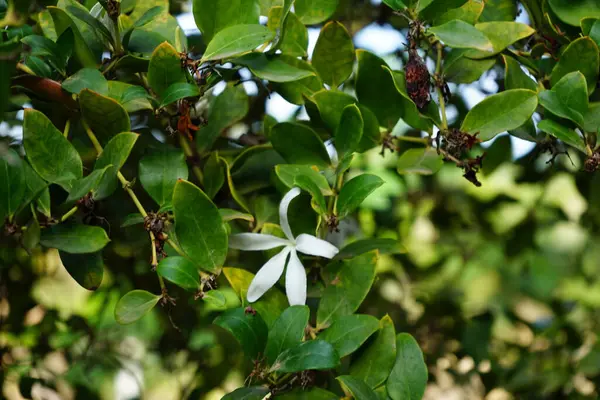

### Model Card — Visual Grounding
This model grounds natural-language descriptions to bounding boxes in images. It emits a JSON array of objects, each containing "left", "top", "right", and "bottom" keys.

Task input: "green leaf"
[
  {"left": 94, "top": 132, "right": 139, "bottom": 200},
  {"left": 295, "top": 0, "right": 339, "bottom": 24},
  {"left": 387, "top": 333, "right": 428, "bottom": 400},
  {"left": 147, "top": 41, "right": 187, "bottom": 99},
  {"left": 539, "top": 71, "right": 589, "bottom": 127},
  {"left": 0, "top": 149, "right": 25, "bottom": 222},
  {"left": 267, "top": 6, "right": 308, "bottom": 57},
  {"left": 356, "top": 50, "right": 404, "bottom": 128},
  {"left": 65, "top": 165, "right": 113, "bottom": 203},
  {"left": 276, "top": 164, "right": 333, "bottom": 195},
  {"left": 270, "top": 340, "right": 340, "bottom": 373},
  {"left": 65, "top": 5, "right": 114, "bottom": 49},
  {"left": 121, "top": 213, "right": 145, "bottom": 227},
  {"left": 317, "top": 252, "right": 378, "bottom": 329},
  {"left": 444, "top": 49, "right": 495, "bottom": 84},
  {"left": 203, "top": 289, "right": 242, "bottom": 311},
  {"left": 214, "top": 307, "right": 268, "bottom": 359},
  {"left": 550, "top": 37, "right": 599, "bottom": 94},
  {"left": 335, "top": 104, "right": 363, "bottom": 156},
  {"left": 264, "top": 305, "right": 310, "bottom": 364},
  {"left": 274, "top": 57, "right": 323, "bottom": 105},
  {"left": 115, "top": 290, "right": 161, "bottom": 325},
  {"left": 222, "top": 387, "right": 270, "bottom": 400},
  {"left": 23, "top": 109, "right": 82, "bottom": 191},
  {"left": 584, "top": 102, "right": 600, "bottom": 134},
  {"left": 312, "top": 21, "right": 355, "bottom": 87},
  {"left": 59, "top": 250, "right": 104, "bottom": 291},
  {"left": 382, "top": 0, "right": 406, "bottom": 11},
  {"left": 159, "top": 82, "right": 201, "bottom": 107},
  {"left": 336, "top": 238, "right": 405, "bottom": 259},
  {"left": 337, "top": 174, "right": 384, "bottom": 218},
  {"left": 233, "top": 53, "right": 315, "bottom": 82},
  {"left": 201, "top": 24, "right": 275, "bottom": 62},
  {"left": 193, "top": 0, "right": 260, "bottom": 43},
  {"left": 197, "top": 84, "right": 249, "bottom": 153},
  {"left": 312, "top": 89, "right": 356, "bottom": 130},
  {"left": 588, "top": 19, "right": 600, "bottom": 48},
  {"left": 397, "top": 148, "right": 444, "bottom": 175},
  {"left": 271, "top": 123, "right": 331, "bottom": 167},
  {"left": 47, "top": 5, "right": 98, "bottom": 68},
  {"left": 294, "top": 173, "right": 327, "bottom": 214},
  {"left": 502, "top": 55, "right": 537, "bottom": 91},
  {"left": 204, "top": 153, "right": 225, "bottom": 199},
  {"left": 350, "top": 315, "right": 397, "bottom": 388},
  {"left": 319, "top": 314, "right": 380, "bottom": 357},
  {"left": 548, "top": 0, "right": 600, "bottom": 26},
  {"left": 157, "top": 256, "right": 201, "bottom": 291},
  {"left": 62, "top": 68, "right": 108, "bottom": 95},
  {"left": 277, "top": 388, "right": 338, "bottom": 400},
  {"left": 429, "top": 20, "right": 493, "bottom": 51},
  {"left": 40, "top": 224, "right": 110, "bottom": 254},
  {"left": 107, "top": 82, "right": 153, "bottom": 113},
  {"left": 20, "top": 162, "right": 49, "bottom": 216},
  {"left": 537, "top": 120, "right": 587, "bottom": 153},
  {"left": 79, "top": 89, "right": 131, "bottom": 144},
  {"left": 173, "top": 180, "right": 228, "bottom": 272},
  {"left": 479, "top": 0, "right": 517, "bottom": 22},
  {"left": 466, "top": 22, "right": 535, "bottom": 59},
  {"left": 337, "top": 375, "right": 379, "bottom": 400},
  {"left": 435, "top": 0, "right": 484, "bottom": 25},
  {"left": 122, "top": 5, "right": 164, "bottom": 49},
  {"left": 223, "top": 267, "right": 288, "bottom": 327},
  {"left": 220, "top": 209, "right": 255, "bottom": 223},
  {"left": 139, "top": 147, "right": 189, "bottom": 206},
  {"left": 460, "top": 89, "right": 538, "bottom": 141}
]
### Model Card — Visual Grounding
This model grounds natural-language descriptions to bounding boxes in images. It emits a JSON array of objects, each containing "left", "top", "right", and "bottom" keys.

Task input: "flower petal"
[
  {"left": 247, "top": 247, "right": 291, "bottom": 303},
  {"left": 285, "top": 249, "right": 307, "bottom": 306},
  {"left": 229, "top": 233, "right": 289, "bottom": 251},
  {"left": 296, "top": 234, "right": 339, "bottom": 259},
  {"left": 325, "top": 139, "right": 339, "bottom": 167},
  {"left": 279, "top": 187, "right": 301, "bottom": 241}
]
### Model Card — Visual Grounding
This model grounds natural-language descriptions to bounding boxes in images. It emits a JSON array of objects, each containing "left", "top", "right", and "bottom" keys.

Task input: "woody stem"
[{"left": 435, "top": 43, "right": 448, "bottom": 131}]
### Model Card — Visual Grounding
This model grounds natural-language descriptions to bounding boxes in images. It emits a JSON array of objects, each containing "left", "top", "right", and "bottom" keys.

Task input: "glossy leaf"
[
  {"left": 157, "top": 256, "right": 200, "bottom": 290},
  {"left": 65, "top": 165, "right": 113, "bottom": 203},
  {"left": 222, "top": 387, "right": 270, "bottom": 400},
  {"left": 220, "top": 209, "right": 255, "bottom": 223},
  {"left": 234, "top": 53, "right": 315, "bottom": 82},
  {"left": 40, "top": 224, "right": 110, "bottom": 254},
  {"left": 539, "top": 71, "right": 589, "bottom": 127},
  {"left": 94, "top": 132, "right": 139, "bottom": 200},
  {"left": 79, "top": 89, "right": 131, "bottom": 143},
  {"left": 337, "top": 375, "right": 379, "bottom": 400},
  {"left": 223, "top": 267, "right": 288, "bottom": 327},
  {"left": 193, "top": 0, "right": 260, "bottom": 43},
  {"left": 115, "top": 290, "right": 161, "bottom": 325},
  {"left": 550, "top": 37, "right": 599, "bottom": 93},
  {"left": 59, "top": 250, "right": 104, "bottom": 291},
  {"left": 270, "top": 340, "right": 340, "bottom": 373},
  {"left": 537, "top": 120, "right": 587, "bottom": 154},
  {"left": 337, "top": 174, "right": 384, "bottom": 218},
  {"left": 139, "top": 147, "right": 188, "bottom": 206},
  {"left": 197, "top": 84, "right": 249, "bottom": 153},
  {"left": 335, "top": 104, "right": 363, "bottom": 155},
  {"left": 502, "top": 55, "right": 537, "bottom": 91},
  {"left": 264, "top": 305, "right": 310, "bottom": 364},
  {"left": 336, "top": 238, "right": 405, "bottom": 259},
  {"left": 159, "top": 82, "right": 201, "bottom": 107},
  {"left": 429, "top": 20, "right": 493, "bottom": 51},
  {"left": 0, "top": 149, "right": 25, "bottom": 222},
  {"left": 382, "top": 0, "right": 406, "bottom": 11},
  {"left": 173, "top": 180, "right": 228, "bottom": 272},
  {"left": 267, "top": 6, "right": 308, "bottom": 57},
  {"left": 201, "top": 24, "right": 275, "bottom": 62},
  {"left": 319, "top": 314, "right": 380, "bottom": 357},
  {"left": 548, "top": 0, "right": 600, "bottom": 26},
  {"left": 387, "top": 333, "right": 428, "bottom": 400},
  {"left": 214, "top": 307, "right": 268, "bottom": 359},
  {"left": 62, "top": 67, "right": 108, "bottom": 95},
  {"left": 312, "top": 21, "right": 355, "bottom": 87},
  {"left": 147, "top": 42, "right": 187, "bottom": 98},
  {"left": 349, "top": 315, "right": 397, "bottom": 388},
  {"left": 277, "top": 388, "right": 338, "bottom": 400},
  {"left": 460, "top": 89, "right": 538, "bottom": 141},
  {"left": 466, "top": 22, "right": 535, "bottom": 59},
  {"left": 271, "top": 123, "right": 331, "bottom": 167},
  {"left": 23, "top": 109, "right": 82, "bottom": 191},
  {"left": 317, "top": 251, "right": 378, "bottom": 329},
  {"left": 397, "top": 148, "right": 444, "bottom": 175},
  {"left": 295, "top": 0, "right": 339, "bottom": 24},
  {"left": 204, "top": 152, "right": 225, "bottom": 199},
  {"left": 276, "top": 164, "right": 333, "bottom": 195}
]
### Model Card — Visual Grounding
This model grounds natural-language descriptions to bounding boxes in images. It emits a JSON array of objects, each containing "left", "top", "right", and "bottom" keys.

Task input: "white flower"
[{"left": 229, "top": 187, "right": 339, "bottom": 306}]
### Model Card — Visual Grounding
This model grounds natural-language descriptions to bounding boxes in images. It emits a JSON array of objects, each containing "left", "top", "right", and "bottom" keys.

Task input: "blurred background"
[{"left": 3, "top": 0, "right": 600, "bottom": 399}]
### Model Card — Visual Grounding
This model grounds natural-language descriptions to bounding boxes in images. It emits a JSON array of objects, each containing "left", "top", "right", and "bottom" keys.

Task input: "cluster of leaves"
[{"left": 2, "top": 0, "right": 600, "bottom": 398}]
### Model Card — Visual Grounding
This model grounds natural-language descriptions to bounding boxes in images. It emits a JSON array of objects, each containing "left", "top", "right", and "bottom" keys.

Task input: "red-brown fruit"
[{"left": 405, "top": 49, "right": 431, "bottom": 109}]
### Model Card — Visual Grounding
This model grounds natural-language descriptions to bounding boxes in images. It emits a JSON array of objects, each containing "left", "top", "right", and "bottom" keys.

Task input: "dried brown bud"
[
  {"left": 584, "top": 151, "right": 600, "bottom": 172},
  {"left": 405, "top": 49, "right": 431, "bottom": 109},
  {"left": 443, "top": 129, "right": 480, "bottom": 158}
]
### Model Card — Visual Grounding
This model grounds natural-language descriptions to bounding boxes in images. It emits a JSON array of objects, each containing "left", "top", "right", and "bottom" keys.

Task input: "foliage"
[{"left": 1, "top": 0, "right": 600, "bottom": 398}]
